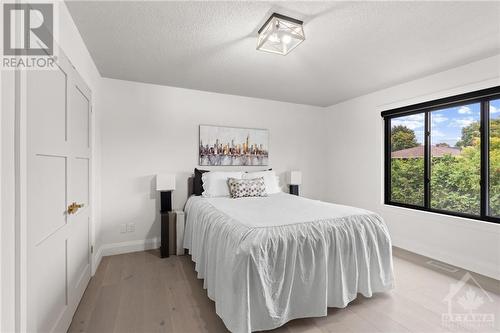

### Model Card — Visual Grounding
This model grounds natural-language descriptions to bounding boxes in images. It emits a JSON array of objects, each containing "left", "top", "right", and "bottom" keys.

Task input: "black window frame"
[{"left": 382, "top": 86, "right": 500, "bottom": 224}]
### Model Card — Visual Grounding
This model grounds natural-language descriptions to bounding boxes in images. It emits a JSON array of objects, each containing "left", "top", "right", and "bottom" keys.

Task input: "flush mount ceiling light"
[{"left": 257, "top": 13, "right": 305, "bottom": 56}]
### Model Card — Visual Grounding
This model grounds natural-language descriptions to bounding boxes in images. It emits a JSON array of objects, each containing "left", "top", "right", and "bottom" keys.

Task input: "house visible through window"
[{"left": 382, "top": 87, "right": 500, "bottom": 223}]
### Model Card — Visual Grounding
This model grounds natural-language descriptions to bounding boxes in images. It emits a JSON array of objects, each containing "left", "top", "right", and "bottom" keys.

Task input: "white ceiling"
[{"left": 66, "top": 1, "right": 500, "bottom": 107}]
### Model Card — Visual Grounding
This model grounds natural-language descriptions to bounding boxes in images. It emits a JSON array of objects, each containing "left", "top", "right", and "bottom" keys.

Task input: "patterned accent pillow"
[{"left": 227, "top": 177, "right": 267, "bottom": 199}]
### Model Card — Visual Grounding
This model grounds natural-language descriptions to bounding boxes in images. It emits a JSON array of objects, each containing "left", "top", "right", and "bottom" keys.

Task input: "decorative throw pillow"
[{"left": 227, "top": 177, "right": 267, "bottom": 198}]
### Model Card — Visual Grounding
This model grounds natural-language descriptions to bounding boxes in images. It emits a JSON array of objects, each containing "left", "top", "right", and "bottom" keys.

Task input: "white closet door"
[
  {"left": 67, "top": 74, "right": 92, "bottom": 319},
  {"left": 26, "top": 48, "right": 92, "bottom": 333}
]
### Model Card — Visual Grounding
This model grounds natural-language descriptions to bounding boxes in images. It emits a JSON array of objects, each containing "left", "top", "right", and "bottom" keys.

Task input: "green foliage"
[
  {"left": 430, "top": 150, "right": 481, "bottom": 215},
  {"left": 489, "top": 119, "right": 500, "bottom": 217},
  {"left": 390, "top": 118, "right": 500, "bottom": 217},
  {"left": 391, "top": 158, "right": 424, "bottom": 206},
  {"left": 456, "top": 122, "right": 480, "bottom": 148},
  {"left": 435, "top": 142, "right": 450, "bottom": 147},
  {"left": 391, "top": 125, "right": 419, "bottom": 152}
]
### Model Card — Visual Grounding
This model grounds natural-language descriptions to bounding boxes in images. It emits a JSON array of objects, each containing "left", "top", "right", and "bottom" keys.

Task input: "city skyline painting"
[{"left": 199, "top": 125, "right": 269, "bottom": 166}]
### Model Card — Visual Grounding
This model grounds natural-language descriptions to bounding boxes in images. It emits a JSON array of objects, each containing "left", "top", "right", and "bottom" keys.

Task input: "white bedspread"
[{"left": 184, "top": 193, "right": 394, "bottom": 333}]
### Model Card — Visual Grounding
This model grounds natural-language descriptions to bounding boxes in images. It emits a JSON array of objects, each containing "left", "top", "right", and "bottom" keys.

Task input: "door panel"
[
  {"left": 72, "top": 157, "right": 90, "bottom": 206},
  {"left": 34, "top": 234, "right": 67, "bottom": 333},
  {"left": 68, "top": 213, "right": 89, "bottom": 296},
  {"left": 68, "top": 156, "right": 90, "bottom": 298},
  {"left": 31, "top": 154, "right": 67, "bottom": 244},
  {"left": 71, "top": 86, "right": 90, "bottom": 150},
  {"left": 27, "top": 66, "right": 67, "bottom": 150}
]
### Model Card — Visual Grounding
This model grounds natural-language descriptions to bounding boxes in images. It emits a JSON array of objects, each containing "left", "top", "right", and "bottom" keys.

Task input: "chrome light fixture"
[{"left": 257, "top": 13, "right": 305, "bottom": 56}]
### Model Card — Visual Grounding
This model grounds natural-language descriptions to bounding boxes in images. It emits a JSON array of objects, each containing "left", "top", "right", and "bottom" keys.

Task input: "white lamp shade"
[
  {"left": 156, "top": 174, "right": 176, "bottom": 191},
  {"left": 288, "top": 171, "right": 302, "bottom": 185}
]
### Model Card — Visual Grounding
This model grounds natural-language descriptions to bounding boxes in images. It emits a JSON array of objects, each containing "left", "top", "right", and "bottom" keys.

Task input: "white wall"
[
  {"left": 98, "top": 78, "right": 327, "bottom": 251},
  {"left": 324, "top": 55, "right": 500, "bottom": 279}
]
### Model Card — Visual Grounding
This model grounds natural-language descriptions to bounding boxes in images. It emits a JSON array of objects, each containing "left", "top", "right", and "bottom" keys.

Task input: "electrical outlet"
[
  {"left": 127, "top": 223, "right": 135, "bottom": 233},
  {"left": 120, "top": 224, "right": 127, "bottom": 233}
]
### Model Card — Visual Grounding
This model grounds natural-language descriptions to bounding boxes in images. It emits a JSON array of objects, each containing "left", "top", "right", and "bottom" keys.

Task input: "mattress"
[{"left": 183, "top": 193, "right": 394, "bottom": 333}]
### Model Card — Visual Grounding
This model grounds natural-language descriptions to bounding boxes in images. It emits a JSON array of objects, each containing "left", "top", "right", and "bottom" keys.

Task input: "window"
[
  {"left": 430, "top": 104, "right": 481, "bottom": 215},
  {"left": 382, "top": 86, "right": 500, "bottom": 224},
  {"left": 390, "top": 114, "right": 425, "bottom": 206}
]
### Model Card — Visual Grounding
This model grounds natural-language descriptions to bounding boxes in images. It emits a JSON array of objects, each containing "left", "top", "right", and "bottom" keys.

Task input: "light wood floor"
[{"left": 69, "top": 248, "right": 500, "bottom": 333}]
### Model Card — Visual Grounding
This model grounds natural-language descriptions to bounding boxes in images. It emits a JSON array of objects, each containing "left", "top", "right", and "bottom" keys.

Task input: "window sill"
[{"left": 382, "top": 202, "right": 500, "bottom": 234}]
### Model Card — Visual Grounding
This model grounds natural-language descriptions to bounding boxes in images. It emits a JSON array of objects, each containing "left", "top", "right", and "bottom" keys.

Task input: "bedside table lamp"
[
  {"left": 156, "top": 174, "right": 175, "bottom": 258},
  {"left": 288, "top": 171, "right": 302, "bottom": 196}
]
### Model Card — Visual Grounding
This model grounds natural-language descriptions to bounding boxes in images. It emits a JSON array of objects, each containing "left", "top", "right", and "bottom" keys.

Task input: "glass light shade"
[{"left": 257, "top": 13, "right": 305, "bottom": 55}]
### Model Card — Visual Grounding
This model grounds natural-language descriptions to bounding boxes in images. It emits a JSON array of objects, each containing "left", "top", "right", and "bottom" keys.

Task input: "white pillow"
[
  {"left": 202, "top": 171, "right": 243, "bottom": 197},
  {"left": 243, "top": 170, "right": 281, "bottom": 194}
]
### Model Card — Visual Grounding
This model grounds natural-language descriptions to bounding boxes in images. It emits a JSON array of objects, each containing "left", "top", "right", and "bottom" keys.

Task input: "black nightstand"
[
  {"left": 289, "top": 184, "right": 299, "bottom": 196},
  {"left": 160, "top": 191, "right": 172, "bottom": 258}
]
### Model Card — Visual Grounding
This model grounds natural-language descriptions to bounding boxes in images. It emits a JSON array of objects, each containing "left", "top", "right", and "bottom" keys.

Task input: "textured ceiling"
[{"left": 66, "top": 1, "right": 500, "bottom": 107}]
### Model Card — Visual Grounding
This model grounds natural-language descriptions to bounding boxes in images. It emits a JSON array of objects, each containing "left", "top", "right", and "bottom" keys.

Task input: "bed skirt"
[{"left": 184, "top": 197, "right": 394, "bottom": 333}]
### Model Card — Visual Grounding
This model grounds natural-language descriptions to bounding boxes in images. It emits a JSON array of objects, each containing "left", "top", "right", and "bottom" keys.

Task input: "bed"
[{"left": 183, "top": 192, "right": 394, "bottom": 333}]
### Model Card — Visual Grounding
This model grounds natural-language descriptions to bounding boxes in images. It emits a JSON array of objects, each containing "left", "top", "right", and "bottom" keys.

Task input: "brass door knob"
[{"left": 68, "top": 202, "right": 84, "bottom": 215}]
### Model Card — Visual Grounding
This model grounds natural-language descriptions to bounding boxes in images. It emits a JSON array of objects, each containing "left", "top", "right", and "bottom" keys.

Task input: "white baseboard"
[
  {"left": 91, "top": 238, "right": 160, "bottom": 275},
  {"left": 392, "top": 238, "right": 500, "bottom": 280},
  {"left": 101, "top": 237, "right": 160, "bottom": 256},
  {"left": 91, "top": 247, "right": 103, "bottom": 276}
]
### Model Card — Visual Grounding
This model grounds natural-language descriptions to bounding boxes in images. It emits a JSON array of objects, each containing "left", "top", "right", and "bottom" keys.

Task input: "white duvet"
[{"left": 184, "top": 193, "right": 394, "bottom": 333}]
